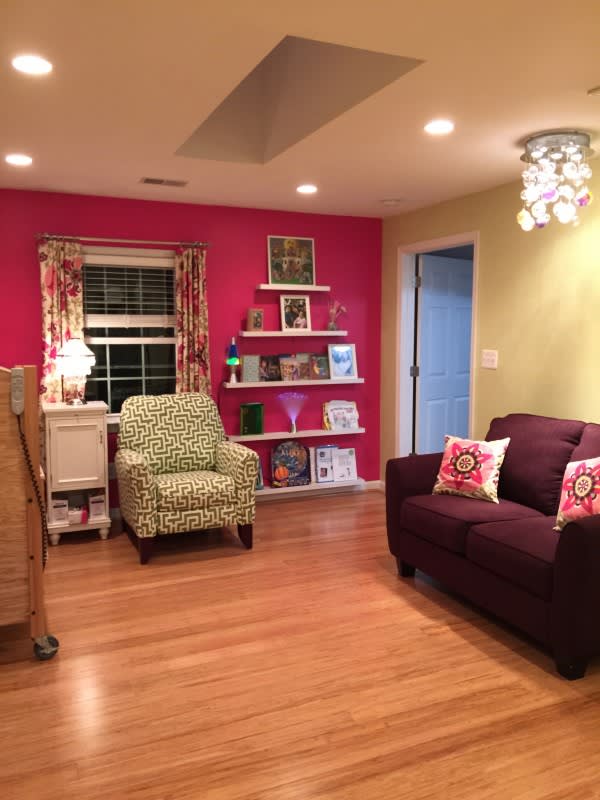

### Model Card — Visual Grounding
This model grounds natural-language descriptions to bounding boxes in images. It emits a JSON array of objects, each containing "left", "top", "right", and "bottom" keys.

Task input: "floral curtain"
[
  {"left": 38, "top": 238, "right": 84, "bottom": 402},
  {"left": 175, "top": 246, "right": 211, "bottom": 394}
]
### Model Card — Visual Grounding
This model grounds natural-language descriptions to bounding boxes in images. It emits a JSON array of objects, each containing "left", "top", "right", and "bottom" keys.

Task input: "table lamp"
[{"left": 56, "top": 338, "right": 96, "bottom": 405}]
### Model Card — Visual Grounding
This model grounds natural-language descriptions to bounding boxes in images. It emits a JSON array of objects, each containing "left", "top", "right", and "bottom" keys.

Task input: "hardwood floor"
[{"left": 1, "top": 490, "right": 600, "bottom": 800}]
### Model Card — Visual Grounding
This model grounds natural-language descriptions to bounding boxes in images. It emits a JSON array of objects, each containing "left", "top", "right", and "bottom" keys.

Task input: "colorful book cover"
[
  {"left": 296, "top": 352, "right": 311, "bottom": 380},
  {"left": 279, "top": 356, "right": 300, "bottom": 381},
  {"left": 322, "top": 400, "right": 359, "bottom": 430},
  {"left": 309, "top": 354, "right": 330, "bottom": 380},
  {"left": 271, "top": 440, "right": 311, "bottom": 487},
  {"left": 259, "top": 355, "right": 283, "bottom": 381},
  {"left": 332, "top": 447, "right": 358, "bottom": 482}
]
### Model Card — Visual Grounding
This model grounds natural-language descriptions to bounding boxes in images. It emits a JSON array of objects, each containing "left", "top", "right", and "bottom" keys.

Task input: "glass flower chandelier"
[{"left": 517, "top": 130, "right": 593, "bottom": 231}]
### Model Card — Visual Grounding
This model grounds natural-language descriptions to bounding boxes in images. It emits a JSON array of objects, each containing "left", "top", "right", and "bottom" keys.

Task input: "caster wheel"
[{"left": 34, "top": 635, "right": 60, "bottom": 661}]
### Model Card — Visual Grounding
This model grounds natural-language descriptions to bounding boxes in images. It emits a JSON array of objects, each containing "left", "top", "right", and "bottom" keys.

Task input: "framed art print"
[
  {"left": 328, "top": 343, "right": 358, "bottom": 379},
  {"left": 268, "top": 236, "right": 315, "bottom": 286},
  {"left": 280, "top": 294, "right": 311, "bottom": 331}
]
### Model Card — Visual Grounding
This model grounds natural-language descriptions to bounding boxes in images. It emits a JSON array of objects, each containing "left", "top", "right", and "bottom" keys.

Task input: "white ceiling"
[{"left": 1, "top": 0, "right": 599, "bottom": 217}]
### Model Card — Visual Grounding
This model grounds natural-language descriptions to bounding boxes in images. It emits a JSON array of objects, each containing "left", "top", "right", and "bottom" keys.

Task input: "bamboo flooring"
[{"left": 1, "top": 490, "right": 600, "bottom": 799}]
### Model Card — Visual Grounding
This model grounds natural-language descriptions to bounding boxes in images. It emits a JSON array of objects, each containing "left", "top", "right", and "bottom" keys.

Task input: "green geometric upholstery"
[{"left": 115, "top": 393, "right": 258, "bottom": 542}]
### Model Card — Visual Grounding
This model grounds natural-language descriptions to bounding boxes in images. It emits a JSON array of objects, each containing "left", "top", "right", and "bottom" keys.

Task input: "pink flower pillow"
[
  {"left": 554, "top": 456, "right": 600, "bottom": 531},
  {"left": 433, "top": 435, "right": 511, "bottom": 503}
]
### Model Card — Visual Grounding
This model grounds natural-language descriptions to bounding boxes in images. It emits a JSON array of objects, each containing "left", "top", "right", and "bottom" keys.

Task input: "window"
[{"left": 83, "top": 247, "right": 176, "bottom": 414}]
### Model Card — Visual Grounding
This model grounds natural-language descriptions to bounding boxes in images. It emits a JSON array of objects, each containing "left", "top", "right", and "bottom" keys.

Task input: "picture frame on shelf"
[
  {"left": 328, "top": 343, "right": 358, "bottom": 379},
  {"left": 247, "top": 307, "right": 264, "bottom": 331},
  {"left": 280, "top": 294, "right": 311, "bottom": 331},
  {"left": 259, "top": 355, "right": 283, "bottom": 381},
  {"left": 268, "top": 236, "right": 315, "bottom": 286},
  {"left": 309, "top": 354, "right": 330, "bottom": 380}
]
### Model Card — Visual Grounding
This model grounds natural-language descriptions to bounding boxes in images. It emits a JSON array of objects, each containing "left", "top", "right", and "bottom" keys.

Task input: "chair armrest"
[
  {"left": 385, "top": 452, "right": 442, "bottom": 556},
  {"left": 552, "top": 514, "right": 600, "bottom": 662},
  {"left": 114, "top": 448, "right": 157, "bottom": 538},
  {"left": 215, "top": 441, "right": 259, "bottom": 524}
]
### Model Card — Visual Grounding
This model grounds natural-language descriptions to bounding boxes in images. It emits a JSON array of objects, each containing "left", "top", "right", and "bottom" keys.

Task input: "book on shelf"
[
  {"left": 296, "top": 353, "right": 311, "bottom": 380},
  {"left": 315, "top": 444, "right": 337, "bottom": 483},
  {"left": 241, "top": 354, "right": 260, "bottom": 382},
  {"left": 259, "top": 355, "right": 286, "bottom": 381},
  {"left": 332, "top": 447, "right": 358, "bottom": 482},
  {"left": 240, "top": 402, "right": 264, "bottom": 435},
  {"left": 271, "top": 440, "right": 311, "bottom": 488},
  {"left": 309, "top": 354, "right": 330, "bottom": 380},
  {"left": 279, "top": 356, "right": 300, "bottom": 381},
  {"left": 322, "top": 400, "right": 360, "bottom": 431}
]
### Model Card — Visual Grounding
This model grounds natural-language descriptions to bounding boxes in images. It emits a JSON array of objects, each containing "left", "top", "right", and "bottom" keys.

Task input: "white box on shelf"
[
  {"left": 315, "top": 445, "right": 337, "bottom": 483},
  {"left": 68, "top": 507, "right": 88, "bottom": 525},
  {"left": 50, "top": 498, "right": 69, "bottom": 524},
  {"left": 332, "top": 447, "right": 358, "bottom": 482},
  {"left": 88, "top": 493, "right": 107, "bottom": 520}
]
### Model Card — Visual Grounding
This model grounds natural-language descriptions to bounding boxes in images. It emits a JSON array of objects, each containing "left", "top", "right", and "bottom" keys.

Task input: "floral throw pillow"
[
  {"left": 432, "top": 435, "right": 511, "bottom": 504},
  {"left": 554, "top": 456, "right": 600, "bottom": 531}
]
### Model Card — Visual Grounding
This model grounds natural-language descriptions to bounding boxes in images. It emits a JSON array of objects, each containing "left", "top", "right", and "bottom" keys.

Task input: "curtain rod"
[{"left": 36, "top": 233, "right": 209, "bottom": 248}]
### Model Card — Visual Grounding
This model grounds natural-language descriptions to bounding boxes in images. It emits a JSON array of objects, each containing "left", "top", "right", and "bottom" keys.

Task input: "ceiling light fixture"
[
  {"left": 5, "top": 153, "right": 33, "bottom": 167},
  {"left": 517, "top": 130, "right": 593, "bottom": 231},
  {"left": 424, "top": 119, "right": 454, "bottom": 136},
  {"left": 11, "top": 54, "right": 53, "bottom": 75},
  {"left": 296, "top": 184, "right": 318, "bottom": 195}
]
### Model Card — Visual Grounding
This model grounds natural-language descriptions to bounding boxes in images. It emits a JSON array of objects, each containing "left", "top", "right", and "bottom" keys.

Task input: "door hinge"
[
  {"left": 410, "top": 365, "right": 420, "bottom": 378},
  {"left": 413, "top": 275, "right": 422, "bottom": 288}
]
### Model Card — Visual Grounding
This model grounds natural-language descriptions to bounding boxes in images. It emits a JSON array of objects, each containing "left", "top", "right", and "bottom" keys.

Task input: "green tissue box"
[{"left": 240, "top": 402, "right": 264, "bottom": 436}]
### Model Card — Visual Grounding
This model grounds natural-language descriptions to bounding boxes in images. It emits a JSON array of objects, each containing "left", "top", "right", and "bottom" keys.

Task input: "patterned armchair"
[{"left": 115, "top": 393, "right": 259, "bottom": 564}]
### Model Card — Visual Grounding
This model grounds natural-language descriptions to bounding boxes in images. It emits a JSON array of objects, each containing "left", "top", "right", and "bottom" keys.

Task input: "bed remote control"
[{"left": 10, "top": 367, "right": 25, "bottom": 415}]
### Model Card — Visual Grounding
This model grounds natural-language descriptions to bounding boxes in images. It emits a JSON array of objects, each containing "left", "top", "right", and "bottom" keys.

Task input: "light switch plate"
[{"left": 481, "top": 349, "right": 498, "bottom": 369}]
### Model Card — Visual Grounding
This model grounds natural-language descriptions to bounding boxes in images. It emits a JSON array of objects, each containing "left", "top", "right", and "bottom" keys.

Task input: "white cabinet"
[{"left": 42, "top": 402, "right": 111, "bottom": 545}]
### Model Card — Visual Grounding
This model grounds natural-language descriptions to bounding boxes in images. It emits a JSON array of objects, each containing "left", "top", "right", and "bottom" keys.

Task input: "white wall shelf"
[
  {"left": 256, "top": 283, "right": 331, "bottom": 292},
  {"left": 256, "top": 478, "right": 365, "bottom": 499},
  {"left": 224, "top": 378, "right": 364, "bottom": 389},
  {"left": 239, "top": 330, "right": 347, "bottom": 338},
  {"left": 229, "top": 428, "right": 365, "bottom": 442}
]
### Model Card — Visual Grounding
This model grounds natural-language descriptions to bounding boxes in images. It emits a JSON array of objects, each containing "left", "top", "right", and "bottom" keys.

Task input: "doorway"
[{"left": 397, "top": 235, "right": 477, "bottom": 457}]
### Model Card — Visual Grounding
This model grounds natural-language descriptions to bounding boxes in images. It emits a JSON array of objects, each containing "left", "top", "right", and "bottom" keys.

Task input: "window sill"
[{"left": 107, "top": 413, "right": 121, "bottom": 431}]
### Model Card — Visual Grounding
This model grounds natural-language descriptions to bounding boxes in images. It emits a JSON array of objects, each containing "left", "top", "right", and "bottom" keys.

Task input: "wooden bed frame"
[{"left": 0, "top": 365, "right": 58, "bottom": 660}]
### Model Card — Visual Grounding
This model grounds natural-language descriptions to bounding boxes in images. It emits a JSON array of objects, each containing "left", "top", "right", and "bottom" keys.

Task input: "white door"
[
  {"left": 416, "top": 254, "right": 473, "bottom": 453},
  {"left": 48, "top": 417, "right": 106, "bottom": 490}
]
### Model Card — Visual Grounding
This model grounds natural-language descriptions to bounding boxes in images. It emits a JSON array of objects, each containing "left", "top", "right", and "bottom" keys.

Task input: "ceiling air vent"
[{"left": 140, "top": 177, "right": 188, "bottom": 187}]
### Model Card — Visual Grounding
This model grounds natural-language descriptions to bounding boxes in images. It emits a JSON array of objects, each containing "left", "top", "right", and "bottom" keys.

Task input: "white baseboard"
[{"left": 365, "top": 479, "right": 385, "bottom": 492}]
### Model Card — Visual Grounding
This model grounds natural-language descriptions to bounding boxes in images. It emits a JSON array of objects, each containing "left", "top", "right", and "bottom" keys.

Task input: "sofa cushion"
[
  {"left": 570, "top": 422, "right": 600, "bottom": 462},
  {"left": 432, "top": 435, "right": 510, "bottom": 503},
  {"left": 555, "top": 456, "right": 600, "bottom": 531},
  {"left": 467, "top": 517, "right": 559, "bottom": 601},
  {"left": 400, "top": 494, "right": 543, "bottom": 555},
  {"left": 155, "top": 471, "right": 236, "bottom": 512},
  {"left": 486, "top": 413, "right": 585, "bottom": 516}
]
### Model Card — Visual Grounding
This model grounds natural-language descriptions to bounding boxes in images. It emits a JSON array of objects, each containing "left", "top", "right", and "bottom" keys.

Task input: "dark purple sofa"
[{"left": 386, "top": 413, "right": 600, "bottom": 680}]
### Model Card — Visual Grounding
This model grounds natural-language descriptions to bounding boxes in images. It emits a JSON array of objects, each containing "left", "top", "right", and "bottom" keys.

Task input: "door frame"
[{"left": 395, "top": 231, "right": 480, "bottom": 457}]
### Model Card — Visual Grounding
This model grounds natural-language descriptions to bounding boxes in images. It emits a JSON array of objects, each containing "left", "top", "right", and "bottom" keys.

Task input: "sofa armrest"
[
  {"left": 385, "top": 452, "right": 442, "bottom": 556},
  {"left": 552, "top": 513, "right": 600, "bottom": 663},
  {"left": 114, "top": 448, "right": 157, "bottom": 538},
  {"left": 215, "top": 441, "right": 259, "bottom": 524}
]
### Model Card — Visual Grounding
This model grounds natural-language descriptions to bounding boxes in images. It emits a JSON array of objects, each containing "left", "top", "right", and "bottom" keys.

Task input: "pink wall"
[{"left": 0, "top": 189, "right": 382, "bottom": 483}]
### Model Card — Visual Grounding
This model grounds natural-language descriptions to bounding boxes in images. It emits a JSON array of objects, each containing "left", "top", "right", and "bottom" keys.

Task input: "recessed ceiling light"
[
  {"left": 296, "top": 184, "right": 318, "bottom": 195},
  {"left": 11, "top": 54, "right": 53, "bottom": 75},
  {"left": 5, "top": 153, "right": 33, "bottom": 167},
  {"left": 381, "top": 198, "right": 403, "bottom": 206},
  {"left": 424, "top": 119, "right": 455, "bottom": 136}
]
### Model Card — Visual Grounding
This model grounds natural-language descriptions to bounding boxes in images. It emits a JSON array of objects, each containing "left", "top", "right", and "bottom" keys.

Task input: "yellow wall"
[{"left": 381, "top": 173, "right": 600, "bottom": 476}]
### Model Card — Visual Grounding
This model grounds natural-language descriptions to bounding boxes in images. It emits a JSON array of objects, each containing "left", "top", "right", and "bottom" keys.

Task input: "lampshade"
[
  {"left": 226, "top": 337, "right": 240, "bottom": 366},
  {"left": 56, "top": 338, "right": 96, "bottom": 377},
  {"left": 517, "top": 130, "right": 594, "bottom": 231}
]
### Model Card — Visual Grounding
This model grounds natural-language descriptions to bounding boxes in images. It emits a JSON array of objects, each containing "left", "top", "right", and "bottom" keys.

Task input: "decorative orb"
[
  {"left": 562, "top": 161, "right": 579, "bottom": 180},
  {"left": 524, "top": 185, "right": 539, "bottom": 203},
  {"left": 531, "top": 200, "right": 547, "bottom": 218},
  {"left": 517, "top": 209, "right": 535, "bottom": 231},
  {"left": 558, "top": 185, "right": 575, "bottom": 199},
  {"left": 542, "top": 187, "right": 558, "bottom": 202},
  {"left": 575, "top": 189, "right": 592, "bottom": 207}
]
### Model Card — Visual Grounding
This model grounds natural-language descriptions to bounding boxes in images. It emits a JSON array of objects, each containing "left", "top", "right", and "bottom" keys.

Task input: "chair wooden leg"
[
  {"left": 138, "top": 537, "right": 154, "bottom": 565},
  {"left": 238, "top": 524, "right": 253, "bottom": 550}
]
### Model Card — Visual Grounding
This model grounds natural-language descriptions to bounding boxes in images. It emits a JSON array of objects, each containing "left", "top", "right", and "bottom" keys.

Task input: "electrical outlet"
[{"left": 481, "top": 349, "right": 499, "bottom": 369}]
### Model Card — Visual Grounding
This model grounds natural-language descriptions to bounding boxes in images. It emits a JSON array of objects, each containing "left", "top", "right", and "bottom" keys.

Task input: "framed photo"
[
  {"left": 247, "top": 307, "right": 264, "bottom": 331},
  {"left": 268, "top": 236, "right": 315, "bottom": 286},
  {"left": 328, "top": 343, "right": 358, "bottom": 379},
  {"left": 280, "top": 294, "right": 311, "bottom": 331}
]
